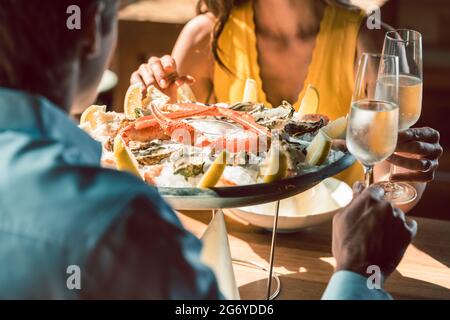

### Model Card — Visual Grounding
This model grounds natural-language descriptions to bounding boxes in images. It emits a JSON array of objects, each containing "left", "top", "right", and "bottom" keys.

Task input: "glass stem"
[
  {"left": 363, "top": 165, "right": 374, "bottom": 188},
  {"left": 389, "top": 162, "right": 396, "bottom": 182},
  {"left": 390, "top": 149, "right": 399, "bottom": 180}
]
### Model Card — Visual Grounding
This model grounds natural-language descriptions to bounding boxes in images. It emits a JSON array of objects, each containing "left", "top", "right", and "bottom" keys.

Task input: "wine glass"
[
  {"left": 377, "top": 29, "right": 423, "bottom": 204},
  {"left": 347, "top": 53, "right": 400, "bottom": 188}
]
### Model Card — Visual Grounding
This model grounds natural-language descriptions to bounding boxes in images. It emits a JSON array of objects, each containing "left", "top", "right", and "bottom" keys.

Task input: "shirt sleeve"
[
  {"left": 82, "top": 192, "right": 223, "bottom": 300},
  {"left": 321, "top": 271, "right": 393, "bottom": 300}
]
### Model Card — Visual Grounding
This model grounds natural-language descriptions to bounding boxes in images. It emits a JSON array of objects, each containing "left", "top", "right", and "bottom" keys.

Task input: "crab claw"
[{"left": 149, "top": 103, "right": 197, "bottom": 145}]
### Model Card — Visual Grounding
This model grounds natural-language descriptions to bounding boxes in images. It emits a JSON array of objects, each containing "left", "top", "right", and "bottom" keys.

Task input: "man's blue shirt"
[{"left": 0, "top": 87, "right": 221, "bottom": 299}]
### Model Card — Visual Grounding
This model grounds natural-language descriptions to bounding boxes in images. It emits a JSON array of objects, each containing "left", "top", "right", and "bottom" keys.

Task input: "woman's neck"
[{"left": 253, "top": 0, "right": 325, "bottom": 41}]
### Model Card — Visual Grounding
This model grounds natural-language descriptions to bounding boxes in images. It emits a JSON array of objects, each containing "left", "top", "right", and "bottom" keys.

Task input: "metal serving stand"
[{"left": 160, "top": 152, "right": 355, "bottom": 300}]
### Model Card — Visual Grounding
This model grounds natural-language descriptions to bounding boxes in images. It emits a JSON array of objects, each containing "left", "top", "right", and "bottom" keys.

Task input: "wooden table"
[{"left": 178, "top": 211, "right": 450, "bottom": 300}]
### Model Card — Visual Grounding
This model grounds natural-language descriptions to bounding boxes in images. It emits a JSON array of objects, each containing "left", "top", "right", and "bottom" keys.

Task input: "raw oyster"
[
  {"left": 171, "top": 148, "right": 207, "bottom": 180},
  {"left": 130, "top": 141, "right": 180, "bottom": 166},
  {"left": 283, "top": 115, "right": 329, "bottom": 140},
  {"left": 231, "top": 101, "right": 295, "bottom": 130}
]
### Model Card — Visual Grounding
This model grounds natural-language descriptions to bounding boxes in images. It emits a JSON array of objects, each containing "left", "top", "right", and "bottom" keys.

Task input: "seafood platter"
[{"left": 79, "top": 83, "right": 355, "bottom": 210}]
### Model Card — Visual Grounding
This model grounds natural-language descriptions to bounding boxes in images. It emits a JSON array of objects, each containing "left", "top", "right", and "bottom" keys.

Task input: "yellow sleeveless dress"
[{"left": 213, "top": 1, "right": 365, "bottom": 186}]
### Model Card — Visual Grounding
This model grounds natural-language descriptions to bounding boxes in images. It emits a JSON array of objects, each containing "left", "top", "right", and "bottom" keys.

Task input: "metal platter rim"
[{"left": 158, "top": 152, "right": 355, "bottom": 200}]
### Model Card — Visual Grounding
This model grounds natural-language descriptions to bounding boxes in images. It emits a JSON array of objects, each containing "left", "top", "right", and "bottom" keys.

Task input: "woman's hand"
[
  {"left": 388, "top": 127, "right": 443, "bottom": 183},
  {"left": 130, "top": 55, "right": 195, "bottom": 100}
]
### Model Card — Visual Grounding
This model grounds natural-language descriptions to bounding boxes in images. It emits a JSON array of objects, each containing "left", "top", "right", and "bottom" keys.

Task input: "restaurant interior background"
[{"left": 99, "top": 0, "right": 450, "bottom": 220}]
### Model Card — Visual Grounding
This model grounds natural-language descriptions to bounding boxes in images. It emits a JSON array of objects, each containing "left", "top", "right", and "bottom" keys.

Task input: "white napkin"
[{"left": 201, "top": 211, "right": 240, "bottom": 300}]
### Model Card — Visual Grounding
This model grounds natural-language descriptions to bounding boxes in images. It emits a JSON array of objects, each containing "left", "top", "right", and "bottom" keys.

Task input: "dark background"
[{"left": 382, "top": 0, "right": 450, "bottom": 220}]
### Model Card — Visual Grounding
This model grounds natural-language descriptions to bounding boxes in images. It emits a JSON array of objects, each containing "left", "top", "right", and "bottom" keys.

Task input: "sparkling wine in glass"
[
  {"left": 377, "top": 29, "right": 423, "bottom": 205},
  {"left": 347, "top": 53, "right": 399, "bottom": 188},
  {"left": 376, "top": 74, "right": 422, "bottom": 130}
]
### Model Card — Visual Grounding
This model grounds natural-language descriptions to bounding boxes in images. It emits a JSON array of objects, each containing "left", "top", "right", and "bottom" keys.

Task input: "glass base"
[{"left": 374, "top": 181, "right": 418, "bottom": 205}]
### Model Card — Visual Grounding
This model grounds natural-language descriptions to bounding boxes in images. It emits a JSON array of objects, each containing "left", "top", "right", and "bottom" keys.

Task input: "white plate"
[{"left": 224, "top": 178, "right": 353, "bottom": 233}]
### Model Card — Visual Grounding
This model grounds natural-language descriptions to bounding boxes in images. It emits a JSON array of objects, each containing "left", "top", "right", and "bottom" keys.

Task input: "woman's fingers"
[
  {"left": 160, "top": 55, "right": 177, "bottom": 74},
  {"left": 398, "top": 127, "right": 440, "bottom": 144},
  {"left": 395, "top": 140, "right": 443, "bottom": 159},
  {"left": 138, "top": 63, "right": 154, "bottom": 87},
  {"left": 175, "top": 75, "right": 196, "bottom": 87},
  {"left": 391, "top": 127, "right": 442, "bottom": 183},
  {"left": 130, "top": 71, "right": 143, "bottom": 85},
  {"left": 390, "top": 170, "right": 436, "bottom": 183},
  {"left": 388, "top": 154, "right": 437, "bottom": 172},
  {"left": 148, "top": 57, "right": 169, "bottom": 89},
  {"left": 130, "top": 56, "right": 195, "bottom": 93}
]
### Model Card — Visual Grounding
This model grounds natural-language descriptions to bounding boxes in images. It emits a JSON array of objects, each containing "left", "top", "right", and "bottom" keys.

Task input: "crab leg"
[
  {"left": 119, "top": 108, "right": 213, "bottom": 145},
  {"left": 216, "top": 107, "right": 272, "bottom": 138},
  {"left": 156, "top": 102, "right": 272, "bottom": 138},
  {"left": 149, "top": 103, "right": 200, "bottom": 146},
  {"left": 120, "top": 102, "right": 272, "bottom": 152},
  {"left": 134, "top": 105, "right": 217, "bottom": 130}
]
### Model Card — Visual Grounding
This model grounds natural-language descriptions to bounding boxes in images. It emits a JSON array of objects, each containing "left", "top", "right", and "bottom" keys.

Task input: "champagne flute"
[
  {"left": 347, "top": 53, "right": 399, "bottom": 188},
  {"left": 376, "top": 29, "right": 423, "bottom": 204}
]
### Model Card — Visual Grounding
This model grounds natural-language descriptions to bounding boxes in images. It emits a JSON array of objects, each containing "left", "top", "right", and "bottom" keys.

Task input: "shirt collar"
[{"left": 0, "top": 87, "right": 102, "bottom": 166}]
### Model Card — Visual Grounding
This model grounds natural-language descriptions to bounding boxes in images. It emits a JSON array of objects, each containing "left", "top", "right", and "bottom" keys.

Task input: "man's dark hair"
[{"left": 0, "top": 0, "right": 117, "bottom": 97}]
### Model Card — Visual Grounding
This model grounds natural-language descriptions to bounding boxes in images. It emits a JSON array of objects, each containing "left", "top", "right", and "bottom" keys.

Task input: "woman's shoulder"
[
  {"left": 177, "top": 13, "right": 216, "bottom": 47},
  {"left": 173, "top": 14, "right": 215, "bottom": 64}
]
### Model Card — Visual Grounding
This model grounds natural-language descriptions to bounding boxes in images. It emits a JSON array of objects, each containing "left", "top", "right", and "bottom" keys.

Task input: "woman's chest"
[{"left": 256, "top": 35, "right": 317, "bottom": 106}]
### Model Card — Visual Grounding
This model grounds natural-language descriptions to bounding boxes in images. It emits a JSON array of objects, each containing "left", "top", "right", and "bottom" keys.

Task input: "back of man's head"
[{"left": 0, "top": 0, "right": 117, "bottom": 101}]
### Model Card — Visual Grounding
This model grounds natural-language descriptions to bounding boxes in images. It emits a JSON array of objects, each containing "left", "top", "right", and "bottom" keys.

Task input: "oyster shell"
[
  {"left": 174, "top": 162, "right": 205, "bottom": 180},
  {"left": 283, "top": 115, "right": 329, "bottom": 140},
  {"left": 171, "top": 148, "right": 207, "bottom": 179},
  {"left": 231, "top": 101, "right": 295, "bottom": 130},
  {"left": 230, "top": 102, "right": 264, "bottom": 113},
  {"left": 130, "top": 141, "right": 180, "bottom": 166}
]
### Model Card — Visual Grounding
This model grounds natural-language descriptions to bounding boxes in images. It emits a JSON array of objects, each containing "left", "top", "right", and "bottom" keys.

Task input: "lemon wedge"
[
  {"left": 198, "top": 151, "right": 228, "bottom": 188},
  {"left": 298, "top": 84, "right": 320, "bottom": 116},
  {"left": 113, "top": 136, "right": 142, "bottom": 178},
  {"left": 80, "top": 105, "right": 106, "bottom": 130},
  {"left": 124, "top": 83, "right": 144, "bottom": 119},
  {"left": 305, "top": 130, "right": 332, "bottom": 166},
  {"left": 322, "top": 116, "right": 348, "bottom": 140},
  {"left": 177, "top": 83, "right": 197, "bottom": 103},
  {"left": 242, "top": 79, "right": 258, "bottom": 103},
  {"left": 262, "top": 146, "right": 288, "bottom": 183}
]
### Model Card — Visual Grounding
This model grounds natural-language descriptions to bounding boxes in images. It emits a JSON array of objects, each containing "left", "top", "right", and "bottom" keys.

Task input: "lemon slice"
[
  {"left": 242, "top": 79, "right": 258, "bottom": 103},
  {"left": 124, "top": 83, "right": 144, "bottom": 119},
  {"left": 80, "top": 105, "right": 106, "bottom": 130},
  {"left": 298, "top": 84, "right": 320, "bottom": 115},
  {"left": 113, "top": 136, "right": 142, "bottom": 178},
  {"left": 305, "top": 130, "right": 332, "bottom": 166},
  {"left": 322, "top": 116, "right": 348, "bottom": 140},
  {"left": 262, "top": 146, "right": 288, "bottom": 183},
  {"left": 177, "top": 83, "right": 197, "bottom": 103},
  {"left": 198, "top": 151, "right": 228, "bottom": 188}
]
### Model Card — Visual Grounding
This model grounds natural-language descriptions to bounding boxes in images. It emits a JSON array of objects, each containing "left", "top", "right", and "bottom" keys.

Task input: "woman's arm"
[
  {"left": 172, "top": 13, "right": 216, "bottom": 103},
  {"left": 130, "top": 14, "right": 216, "bottom": 103}
]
